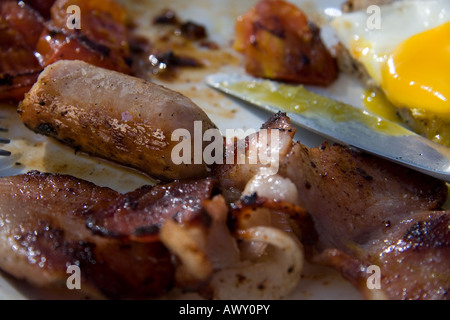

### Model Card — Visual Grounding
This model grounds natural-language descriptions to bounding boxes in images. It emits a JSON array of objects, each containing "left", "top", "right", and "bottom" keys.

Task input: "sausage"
[{"left": 18, "top": 60, "right": 218, "bottom": 181}]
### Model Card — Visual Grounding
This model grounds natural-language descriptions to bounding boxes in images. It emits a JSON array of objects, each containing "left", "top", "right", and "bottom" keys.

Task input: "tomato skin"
[
  {"left": 234, "top": 0, "right": 338, "bottom": 86},
  {"left": 0, "top": 1, "right": 44, "bottom": 102},
  {"left": 0, "top": 0, "right": 133, "bottom": 101},
  {"left": 35, "top": 0, "right": 132, "bottom": 74},
  {"left": 49, "top": 0, "right": 129, "bottom": 53},
  {"left": 21, "top": 0, "right": 56, "bottom": 20},
  {"left": 35, "top": 28, "right": 132, "bottom": 75},
  {"left": 1, "top": 1, "right": 45, "bottom": 49}
]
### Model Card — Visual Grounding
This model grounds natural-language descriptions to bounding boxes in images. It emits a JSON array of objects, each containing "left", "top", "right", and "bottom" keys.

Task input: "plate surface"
[{"left": 0, "top": 0, "right": 378, "bottom": 300}]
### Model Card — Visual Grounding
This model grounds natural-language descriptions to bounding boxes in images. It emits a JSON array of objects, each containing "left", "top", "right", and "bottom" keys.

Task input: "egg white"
[{"left": 331, "top": 0, "right": 450, "bottom": 86}]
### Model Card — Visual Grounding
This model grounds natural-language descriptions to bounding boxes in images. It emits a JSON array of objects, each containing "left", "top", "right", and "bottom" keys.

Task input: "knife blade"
[{"left": 206, "top": 73, "right": 450, "bottom": 182}]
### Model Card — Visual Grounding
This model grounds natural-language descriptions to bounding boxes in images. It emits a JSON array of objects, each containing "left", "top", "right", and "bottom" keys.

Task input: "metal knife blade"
[{"left": 206, "top": 73, "right": 450, "bottom": 182}]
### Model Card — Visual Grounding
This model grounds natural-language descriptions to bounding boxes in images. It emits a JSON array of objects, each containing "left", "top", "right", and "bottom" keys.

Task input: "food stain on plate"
[{"left": 0, "top": 103, "right": 155, "bottom": 193}]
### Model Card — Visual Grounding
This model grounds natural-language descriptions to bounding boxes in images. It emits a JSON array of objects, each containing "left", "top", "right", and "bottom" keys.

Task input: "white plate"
[{"left": 0, "top": 0, "right": 370, "bottom": 300}]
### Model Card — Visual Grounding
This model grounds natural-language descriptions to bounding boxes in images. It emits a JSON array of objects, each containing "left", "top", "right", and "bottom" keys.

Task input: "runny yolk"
[
  {"left": 381, "top": 21, "right": 450, "bottom": 118},
  {"left": 362, "top": 88, "right": 401, "bottom": 123}
]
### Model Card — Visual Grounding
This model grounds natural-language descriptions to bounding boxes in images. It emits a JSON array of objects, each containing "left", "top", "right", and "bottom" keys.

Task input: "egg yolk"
[
  {"left": 362, "top": 88, "right": 401, "bottom": 123},
  {"left": 381, "top": 22, "right": 450, "bottom": 118}
]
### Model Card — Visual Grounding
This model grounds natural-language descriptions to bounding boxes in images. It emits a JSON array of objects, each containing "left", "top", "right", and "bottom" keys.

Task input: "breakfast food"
[
  {"left": 0, "top": 0, "right": 132, "bottom": 102},
  {"left": 216, "top": 112, "right": 450, "bottom": 300},
  {"left": 0, "top": 171, "right": 174, "bottom": 299},
  {"left": 19, "top": 60, "right": 217, "bottom": 181},
  {"left": 0, "top": 1, "right": 45, "bottom": 101},
  {"left": 36, "top": 0, "right": 132, "bottom": 74},
  {"left": 332, "top": 0, "right": 450, "bottom": 146},
  {"left": 1, "top": 0, "right": 449, "bottom": 301},
  {"left": 1, "top": 113, "right": 448, "bottom": 300},
  {"left": 341, "top": 0, "right": 393, "bottom": 12},
  {"left": 234, "top": 0, "right": 338, "bottom": 86},
  {"left": 0, "top": 157, "right": 306, "bottom": 299}
]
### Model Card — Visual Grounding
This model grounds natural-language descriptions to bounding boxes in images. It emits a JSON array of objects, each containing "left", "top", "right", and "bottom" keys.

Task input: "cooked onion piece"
[
  {"left": 159, "top": 220, "right": 213, "bottom": 289},
  {"left": 160, "top": 195, "right": 240, "bottom": 290},
  {"left": 206, "top": 226, "right": 304, "bottom": 300},
  {"left": 203, "top": 195, "right": 240, "bottom": 270},
  {"left": 159, "top": 189, "right": 305, "bottom": 300},
  {"left": 203, "top": 170, "right": 305, "bottom": 299},
  {"left": 240, "top": 170, "right": 303, "bottom": 251},
  {"left": 243, "top": 171, "right": 300, "bottom": 205}
]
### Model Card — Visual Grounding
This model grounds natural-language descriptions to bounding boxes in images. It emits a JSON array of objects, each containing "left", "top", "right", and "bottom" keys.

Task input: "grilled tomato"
[{"left": 234, "top": 0, "right": 338, "bottom": 86}]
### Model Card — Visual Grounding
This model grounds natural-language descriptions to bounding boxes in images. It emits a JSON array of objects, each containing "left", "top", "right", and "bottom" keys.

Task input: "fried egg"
[{"left": 331, "top": 0, "right": 450, "bottom": 119}]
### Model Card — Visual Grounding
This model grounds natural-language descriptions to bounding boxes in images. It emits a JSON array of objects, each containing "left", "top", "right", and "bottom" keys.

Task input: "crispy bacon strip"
[
  {"left": 313, "top": 210, "right": 450, "bottom": 300},
  {"left": 282, "top": 142, "right": 446, "bottom": 250},
  {"left": 0, "top": 171, "right": 236, "bottom": 298},
  {"left": 215, "top": 112, "right": 450, "bottom": 300},
  {"left": 0, "top": 171, "right": 176, "bottom": 299},
  {"left": 85, "top": 178, "right": 217, "bottom": 241},
  {"left": 1, "top": 111, "right": 448, "bottom": 299},
  {"left": 283, "top": 140, "right": 449, "bottom": 299},
  {"left": 0, "top": 170, "right": 256, "bottom": 298}
]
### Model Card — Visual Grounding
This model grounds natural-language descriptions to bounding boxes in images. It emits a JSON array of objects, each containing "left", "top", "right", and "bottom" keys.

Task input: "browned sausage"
[{"left": 18, "top": 60, "right": 218, "bottom": 181}]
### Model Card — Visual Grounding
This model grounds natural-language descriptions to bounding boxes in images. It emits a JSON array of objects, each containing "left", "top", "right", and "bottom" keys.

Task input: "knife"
[{"left": 206, "top": 73, "right": 450, "bottom": 183}]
